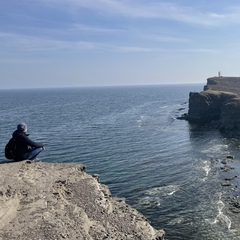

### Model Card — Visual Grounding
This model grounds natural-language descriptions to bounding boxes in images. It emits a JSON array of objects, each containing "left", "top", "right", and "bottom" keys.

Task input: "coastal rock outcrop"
[
  {"left": 187, "top": 90, "right": 237, "bottom": 124},
  {"left": 0, "top": 160, "right": 165, "bottom": 240},
  {"left": 183, "top": 77, "right": 240, "bottom": 133}
]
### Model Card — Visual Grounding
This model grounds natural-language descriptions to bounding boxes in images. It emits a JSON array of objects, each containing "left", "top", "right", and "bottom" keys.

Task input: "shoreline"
[{"left": 210, "top": 154, "right": 240, "bottom": 232}]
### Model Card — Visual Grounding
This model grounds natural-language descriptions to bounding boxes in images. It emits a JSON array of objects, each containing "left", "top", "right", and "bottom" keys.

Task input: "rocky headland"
[
  {"left": 181, "top": 76, "right": 240, "bottom": 135},
  {"left": 0, "top": 160, "right": 164, "bottom": 240},
  {"left": 178, "top": 77, "right": 240, "bottom": 233}
]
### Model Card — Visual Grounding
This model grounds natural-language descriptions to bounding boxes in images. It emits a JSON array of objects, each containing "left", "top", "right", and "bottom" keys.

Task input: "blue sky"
[{"left": 1, "top": 0, "right": 240, "bottom": 89}]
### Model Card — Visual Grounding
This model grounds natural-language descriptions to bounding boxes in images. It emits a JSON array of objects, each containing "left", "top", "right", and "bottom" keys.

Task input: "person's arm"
[{"left": 22, "top": 135, "right": 44, "bottom": 148}]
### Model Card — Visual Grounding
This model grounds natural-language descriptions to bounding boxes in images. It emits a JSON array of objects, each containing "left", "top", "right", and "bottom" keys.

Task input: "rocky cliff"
[
  {"left": 0, "top": 160, "right": 165, "bottom": 240},
  {"left": 184, "top": 77, "right": 240, "bottom": 133}
]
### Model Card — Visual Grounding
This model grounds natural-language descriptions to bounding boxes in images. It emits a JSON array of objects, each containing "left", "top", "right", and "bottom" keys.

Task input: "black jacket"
[{"left": 12, "top": 130, "right": 44, "bottom": 160}]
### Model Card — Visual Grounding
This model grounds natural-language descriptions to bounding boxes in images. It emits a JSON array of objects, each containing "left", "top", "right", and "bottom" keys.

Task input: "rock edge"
[
  {"left": 0, "top": 160, "right": 165, "bottom": 240},
  {"left": 179, "top": 77, "right": 240, "bottom": 135}
]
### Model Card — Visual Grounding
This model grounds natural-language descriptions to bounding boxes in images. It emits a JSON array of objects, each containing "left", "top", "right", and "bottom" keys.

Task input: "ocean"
[{"left": 1, "top": 84, "right": 240, "bottom": 240}]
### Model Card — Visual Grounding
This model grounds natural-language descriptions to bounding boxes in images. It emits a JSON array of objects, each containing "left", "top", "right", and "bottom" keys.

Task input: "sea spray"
[
  {"left": 202, "top": 160, "right": 211, "bottom": 181},
  {"left": 137, "top": 185, "right": 180, "bottom": 207},
  {"left": 212, "top": 195, "right": 231, "bottom": 230}
]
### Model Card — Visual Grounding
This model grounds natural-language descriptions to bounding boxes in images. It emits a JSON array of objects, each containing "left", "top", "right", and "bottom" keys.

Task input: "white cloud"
[
  {"left": 179, "top": 48, "right": 220, "bottom": 54},
  {"left": 141, "top": 34, "right": 190, "bottom": 43},
  {"left": 111, "top": 46, "right": 163, "bottom": 53},
  {"left": 69, "top": 24, "right": 126, "bottom": 34},
  {"left": 33, "top": 0, "right": 240, "bottom": 27},
  {"left": 0, "top": 32, "right": 94, "bottom": 51},
  {"left": 0, "top": 31, "right": 220, "bottom": 55}
]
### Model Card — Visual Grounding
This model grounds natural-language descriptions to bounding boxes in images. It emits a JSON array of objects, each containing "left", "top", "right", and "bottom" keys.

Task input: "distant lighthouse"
[{"left": 218, "top": 71, "right": 221, "bottom": 77}]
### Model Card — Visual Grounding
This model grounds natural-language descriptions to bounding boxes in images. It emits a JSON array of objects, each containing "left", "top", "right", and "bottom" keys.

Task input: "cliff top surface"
[
  {"left": 0, "top": 160, "right": 164, "bottom": 240},
  {"left": 205, "top": 77, "right": 240, "bottom": 96}
]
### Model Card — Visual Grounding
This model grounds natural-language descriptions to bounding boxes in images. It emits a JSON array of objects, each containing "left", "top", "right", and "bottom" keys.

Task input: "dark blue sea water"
[{"left": 1, "top": 84, "right": 240, "bottom": 239}]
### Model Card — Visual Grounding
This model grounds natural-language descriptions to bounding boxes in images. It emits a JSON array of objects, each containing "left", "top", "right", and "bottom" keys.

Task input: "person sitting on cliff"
[{"left": 12, "top": 123, "right": 45, "bottom": 161}]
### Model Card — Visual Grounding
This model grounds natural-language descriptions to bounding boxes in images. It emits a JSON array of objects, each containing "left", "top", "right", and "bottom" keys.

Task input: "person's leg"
[{"left": 28, "top": 147, "right": 43, "bottom": 160}]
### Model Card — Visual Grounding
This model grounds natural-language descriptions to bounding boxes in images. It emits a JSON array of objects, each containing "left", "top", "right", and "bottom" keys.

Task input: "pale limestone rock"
[{"left": 0, "top": 161, "right": 165, "bottom": 240}]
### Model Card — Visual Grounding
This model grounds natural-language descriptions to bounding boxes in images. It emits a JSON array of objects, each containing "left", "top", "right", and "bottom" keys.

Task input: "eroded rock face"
[
  {"left": 185, "top": 77, "right": 240, "bottom": 133},
  {"left": 0, "top": 161, "right": 165, "bottom": 240},
  {"left": 220, "top": 97, "right": 240, "bottom": 131},
  {"left": 187, "top": 90, "right": 237, "bottom": 124}
]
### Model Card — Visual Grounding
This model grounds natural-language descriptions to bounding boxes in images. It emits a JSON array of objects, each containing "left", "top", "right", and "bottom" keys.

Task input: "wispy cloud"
[
  {"left": 0, "top": 31, "right": 219, "bottom": 55},
  {"left": 99, "top": 45, "right": 220, "bottom": 54},
  {"left": 141, "top": 34, "right": 190, "bottom": 43},
  {"left": 0, "top": 32, "right": 157, "bottom": 53},
  {"left": 69, "top": 24, "right": 126, "bottom": 34},
  {"left": 0, "top": 32, "right": 94, "bottom": 52},
  {"left": 34, "top": 0, "right": 240, "bottom": 27},
  {"left": 110, "top": 46, "right": 163, "bottom": 53},
  {"left": 179, "top": 48, "right": 220, "bottom": 54}
]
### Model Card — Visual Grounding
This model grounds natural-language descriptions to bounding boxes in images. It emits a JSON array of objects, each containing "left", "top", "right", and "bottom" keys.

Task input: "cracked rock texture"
[
  {"left": 185, "top": 77, "right": 240, "bottom": 134},
  {"left": 0, "top": 161, "right": 165, "bottom": 240}
]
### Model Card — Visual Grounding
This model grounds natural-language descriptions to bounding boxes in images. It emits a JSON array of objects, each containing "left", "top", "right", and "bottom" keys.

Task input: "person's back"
[{"left": 12, "top": 123, "right": 45, "bottom": 161}]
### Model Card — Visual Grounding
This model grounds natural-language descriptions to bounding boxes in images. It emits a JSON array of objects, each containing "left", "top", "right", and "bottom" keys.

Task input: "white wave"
[
  {"left": 145, "top": 185, "right": 180, "bottom": 197},
  {"left": 201, "top": 144, "right": 228, "bottom": 156},
  {"left": 137, "top": 115, "right": 149, "bottom": 127},
  {"left": 202, "top": 160, "right": 211, "bottom": 178},
  {"left": 212, "top": 197, "right": 232, "bottom": 230},
  {"left": 196, "top": 159, "right": 212, "bottom": 181},
  {"left": 169, "top": 217, "right": 185, "bottom": 225},
  {"left": 138, "top": 196, "right": 161, "bottom": 206},
  {"left": 137, "top": 185, "right": 180, "bottom": 207}
]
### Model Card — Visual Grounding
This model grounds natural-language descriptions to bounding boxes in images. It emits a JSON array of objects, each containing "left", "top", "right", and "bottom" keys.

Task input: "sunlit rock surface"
[{"left": 0, "top": 160, "right": 165, "bottom": 240}]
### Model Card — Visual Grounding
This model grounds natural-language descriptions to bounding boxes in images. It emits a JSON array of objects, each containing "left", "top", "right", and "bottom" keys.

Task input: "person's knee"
[{"left": 28, "top": 148, "right": 43, "bottom": 160}]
